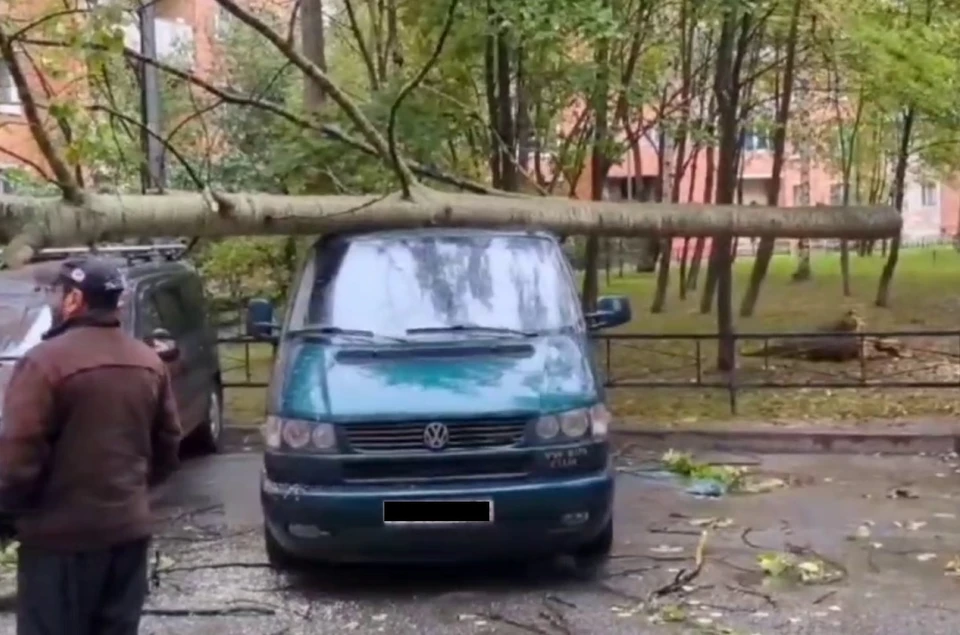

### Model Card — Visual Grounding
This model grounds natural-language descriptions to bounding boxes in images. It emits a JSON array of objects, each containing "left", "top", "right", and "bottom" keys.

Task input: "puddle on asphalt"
[{"left": 617, "top": 468, "right": 683, "bottom": 487}]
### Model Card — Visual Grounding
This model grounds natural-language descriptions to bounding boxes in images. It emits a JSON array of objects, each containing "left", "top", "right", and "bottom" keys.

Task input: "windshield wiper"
[
  {"left": 406, "top": 324, "right": 536, "bottom": 337},
  {"left": 286, "top": 326, "right": 407, "bottom": 342}
]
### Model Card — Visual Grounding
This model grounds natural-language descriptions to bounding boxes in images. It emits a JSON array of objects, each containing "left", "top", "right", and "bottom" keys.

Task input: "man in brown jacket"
[{"left": 0, "top": 257, "right": 182, "bottom": 635}]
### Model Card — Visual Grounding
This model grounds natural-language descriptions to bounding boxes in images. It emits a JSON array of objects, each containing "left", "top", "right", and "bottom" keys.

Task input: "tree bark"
[
  {"left": 705, "top": 2, "right": 747, "bottom": 372},
  {"left": 875, "top": 106, "right": 915, "bottom": 307},
  {"left": 483, "top": 2, "right": 501, "bottom": 187},
  {"left": 516, "top": 47, "right": 531, "bottom": 172},
  {"left": 838, "top": 87, "right": 866, "bottom": 297},
  {"left": 581, "top": 0, "right": 613, "bottom": 312},
  {"left": 687, "top": 91, "right": 716, "bottom": 291},
  {"left": 739, "top": 0, "right": 800, "bottom": 316},
  {"left": 678, "top": 237, "right": 690, "bottom": 299},
  {"left": 301, "top": 0, "right": 328, "bottom": 109},
  {"left": 495, "top": 22, "right": 517, "bottom": 192}
]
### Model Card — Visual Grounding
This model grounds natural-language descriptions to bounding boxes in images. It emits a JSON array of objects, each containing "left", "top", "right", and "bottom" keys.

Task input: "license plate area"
[{"left": 383, "top": 500, "right": 493, "bottom": 525}]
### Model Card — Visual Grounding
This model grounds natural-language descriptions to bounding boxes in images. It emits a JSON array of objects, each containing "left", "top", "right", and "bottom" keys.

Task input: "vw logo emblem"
[{"left": 423, "top": 422, "right": 449, "bottom": 450}]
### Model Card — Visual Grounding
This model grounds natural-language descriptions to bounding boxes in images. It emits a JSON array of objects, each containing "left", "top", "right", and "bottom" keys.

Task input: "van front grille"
[
  {"left": 344, "top": 420, "right": 527, "bottom": 453},
  {"left": 341, "top": 453, "right": 532, "bottom": 484}
]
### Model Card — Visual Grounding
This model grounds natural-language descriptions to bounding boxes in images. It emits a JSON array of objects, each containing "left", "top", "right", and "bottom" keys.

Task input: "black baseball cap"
[{"left": 55, "top": 257, "right": 126, "bottom": 297}]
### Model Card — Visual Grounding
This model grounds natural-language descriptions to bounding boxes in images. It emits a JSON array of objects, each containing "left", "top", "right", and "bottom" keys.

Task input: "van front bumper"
[{"left": 261, "top": 470, "right": 614, "bottom": 563}]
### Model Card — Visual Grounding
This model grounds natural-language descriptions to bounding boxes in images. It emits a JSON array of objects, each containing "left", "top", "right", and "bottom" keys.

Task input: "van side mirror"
[
  {"left": 245, "top": 298, "right": 277, "bottom": 340},
  {"left": 147, "top": 327, "right": 180, "bottom": 363},
  {"left": 586, "top": 295, "right": 632, "bottom": 330}
]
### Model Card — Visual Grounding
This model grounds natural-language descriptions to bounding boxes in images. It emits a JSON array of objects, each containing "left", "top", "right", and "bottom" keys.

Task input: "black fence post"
[
  {"left": 728, "top": 333, "right": 738, "bottom": 415},
  {"left": 859, "top": 332, "right": 867, "bottom": 384},
  {"left": 695, "top": 340, "right": 702, "bottom": 385}
]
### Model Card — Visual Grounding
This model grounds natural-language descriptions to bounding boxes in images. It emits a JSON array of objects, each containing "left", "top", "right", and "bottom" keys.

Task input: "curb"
[{"left": 613, "top": 427, "right": 959, "bottom": 455}]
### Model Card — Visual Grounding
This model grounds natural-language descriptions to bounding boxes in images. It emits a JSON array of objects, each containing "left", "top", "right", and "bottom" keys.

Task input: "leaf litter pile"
[
  {"left": 607, "top": 450, "right": 855, "bottom": 633},
  {"left": 660, "top": 450, "right": 787, "bottom": 497}
]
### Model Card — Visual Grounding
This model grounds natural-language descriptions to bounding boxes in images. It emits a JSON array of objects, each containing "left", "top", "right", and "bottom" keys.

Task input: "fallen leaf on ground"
[
  {"left": 851, "top": 524, "right": 872, "bottom": 540},
  {"left": 907, "top": 520, "right": 927, "bottom": 531},
  {"left": 758, "top": 551, "right": 843, "bottom": 584},
  {"left": 887, "top": 487, "right": 919, "bottom": 499},
  {"left": 689, "top": 516, "right": 734, "bottom": 528},
  {"left": 944, "top": 557, "right": 960, "bottom": 575},
  {"left": 934, "top": 513, "right": 956, "bottom": 520},
  {"left": 758, "top": 552, "right": 793, "bottom": 577},
  {"left": 651, "top": 545, "right": 684, "bottom": 554},
  {"left": 917, "top": 553, "right": 937, "bottom": 562},
  {"left": 740, "top": 476, "right": 787, "bottom": 494},
  {"left": 658, "top": 605, "right": 686, "bottom": 622}
]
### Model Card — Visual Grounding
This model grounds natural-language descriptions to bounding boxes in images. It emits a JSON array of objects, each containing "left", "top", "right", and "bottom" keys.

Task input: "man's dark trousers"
[{"left": 16, "top": 538, "right": 149, "bottom": 635}]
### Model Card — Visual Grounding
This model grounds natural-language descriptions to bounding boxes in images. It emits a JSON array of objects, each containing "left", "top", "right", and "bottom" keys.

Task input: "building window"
[
  {"left": 0, "top": 62, "right": 21, "bottom": 115},
  {"left": 214, "top": 5, "right": 232, "bottom": 39},
  {"left": 829, "top": 183, "right": 845, "bottom": 205},
  {"left": 792, "top": 183, "right": 809, "bottom": 206},
  {"left": 743, "top": 131, "right": 772, "bottom": 151},
  {"left": 921, "top": 182, "right": 937, "bottom": 206},
  {"left": 0, "top": 169, "right": 13, "bottom": 194}
]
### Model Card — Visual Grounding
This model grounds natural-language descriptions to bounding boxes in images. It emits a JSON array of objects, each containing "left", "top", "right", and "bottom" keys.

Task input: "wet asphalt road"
[{"left": 4, "top": 444, "right": 960, "bottom": 634}]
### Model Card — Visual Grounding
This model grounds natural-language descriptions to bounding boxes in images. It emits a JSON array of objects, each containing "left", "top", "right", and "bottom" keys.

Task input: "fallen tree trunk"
[{"left": 0, "top": 186, "right": 902, "bottom": 265}]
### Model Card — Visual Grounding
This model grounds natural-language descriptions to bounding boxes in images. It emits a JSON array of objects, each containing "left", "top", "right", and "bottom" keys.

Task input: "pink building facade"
[{"left": 570, "top": 124, "right": 960, "bottom": 254}]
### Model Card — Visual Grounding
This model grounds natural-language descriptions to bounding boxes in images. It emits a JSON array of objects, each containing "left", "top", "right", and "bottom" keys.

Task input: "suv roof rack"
[{"left": 4, "top": 243, "right": 188, "bottom": 266}]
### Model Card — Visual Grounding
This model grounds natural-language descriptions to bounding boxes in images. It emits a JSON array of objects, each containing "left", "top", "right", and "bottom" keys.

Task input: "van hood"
[{"left": 276, "top": 334, "right": 599, "bottom": 421}]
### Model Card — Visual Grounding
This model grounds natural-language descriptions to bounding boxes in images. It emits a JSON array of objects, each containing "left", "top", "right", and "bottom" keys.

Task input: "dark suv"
[{"left": 0, "top": 244, "right": 224, "bottom": 452}]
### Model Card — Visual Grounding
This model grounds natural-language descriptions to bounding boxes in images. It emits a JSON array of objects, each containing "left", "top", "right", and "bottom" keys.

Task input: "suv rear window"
[{"left": 0, "top": 297, "right": 52, "bottom": 358}]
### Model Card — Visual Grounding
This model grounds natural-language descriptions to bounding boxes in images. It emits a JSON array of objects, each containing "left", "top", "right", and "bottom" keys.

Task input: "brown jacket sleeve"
[
  {"left": 0, "top": 357, "right": 56, "bottom": 512},
  {"left": 150, "top": 367, "right": 181, "bottom": 486}
]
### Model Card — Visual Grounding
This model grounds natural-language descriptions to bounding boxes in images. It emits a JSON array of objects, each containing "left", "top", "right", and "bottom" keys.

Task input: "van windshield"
[
  {"left": 0, "top": 298, "right": 52, "bottom": 359},
  {"left": 289, "top": 234, "right": 583, "bottom": 338}
]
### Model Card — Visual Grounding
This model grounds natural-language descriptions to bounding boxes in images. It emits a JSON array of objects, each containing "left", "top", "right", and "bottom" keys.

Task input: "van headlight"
[
  {"left": 559, "top": 410, "right": 590, "bottom": 437},
  {"left": 265, "top": 415, "right": 337, "bottom": 452},
  {"left": 535, "top": 415, "right": 560, "bottom": 440},
  {"left": 533, "top": 404, "right": 610, "bottom": 443}
]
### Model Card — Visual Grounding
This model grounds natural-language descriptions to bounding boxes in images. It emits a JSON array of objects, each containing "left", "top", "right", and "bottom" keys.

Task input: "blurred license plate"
[{"left": 383, "top": 500, "right": 493, "bottom": 525}]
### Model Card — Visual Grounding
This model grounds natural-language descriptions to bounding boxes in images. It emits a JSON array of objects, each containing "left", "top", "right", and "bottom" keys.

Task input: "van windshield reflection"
[{"left": 293, "top": 234, "right": 581, "bottom": 339}]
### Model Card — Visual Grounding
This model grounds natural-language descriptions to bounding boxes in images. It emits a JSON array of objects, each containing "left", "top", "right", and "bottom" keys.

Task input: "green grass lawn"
[
  {"left": 219, "top": 341, "right": 274, "bottom": 425},
  {"left": 596, "top": 246, "right": 960, "bottom": 425},
  {"left": 217, "top": 246, "right": 960, "bottom": 427}
]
